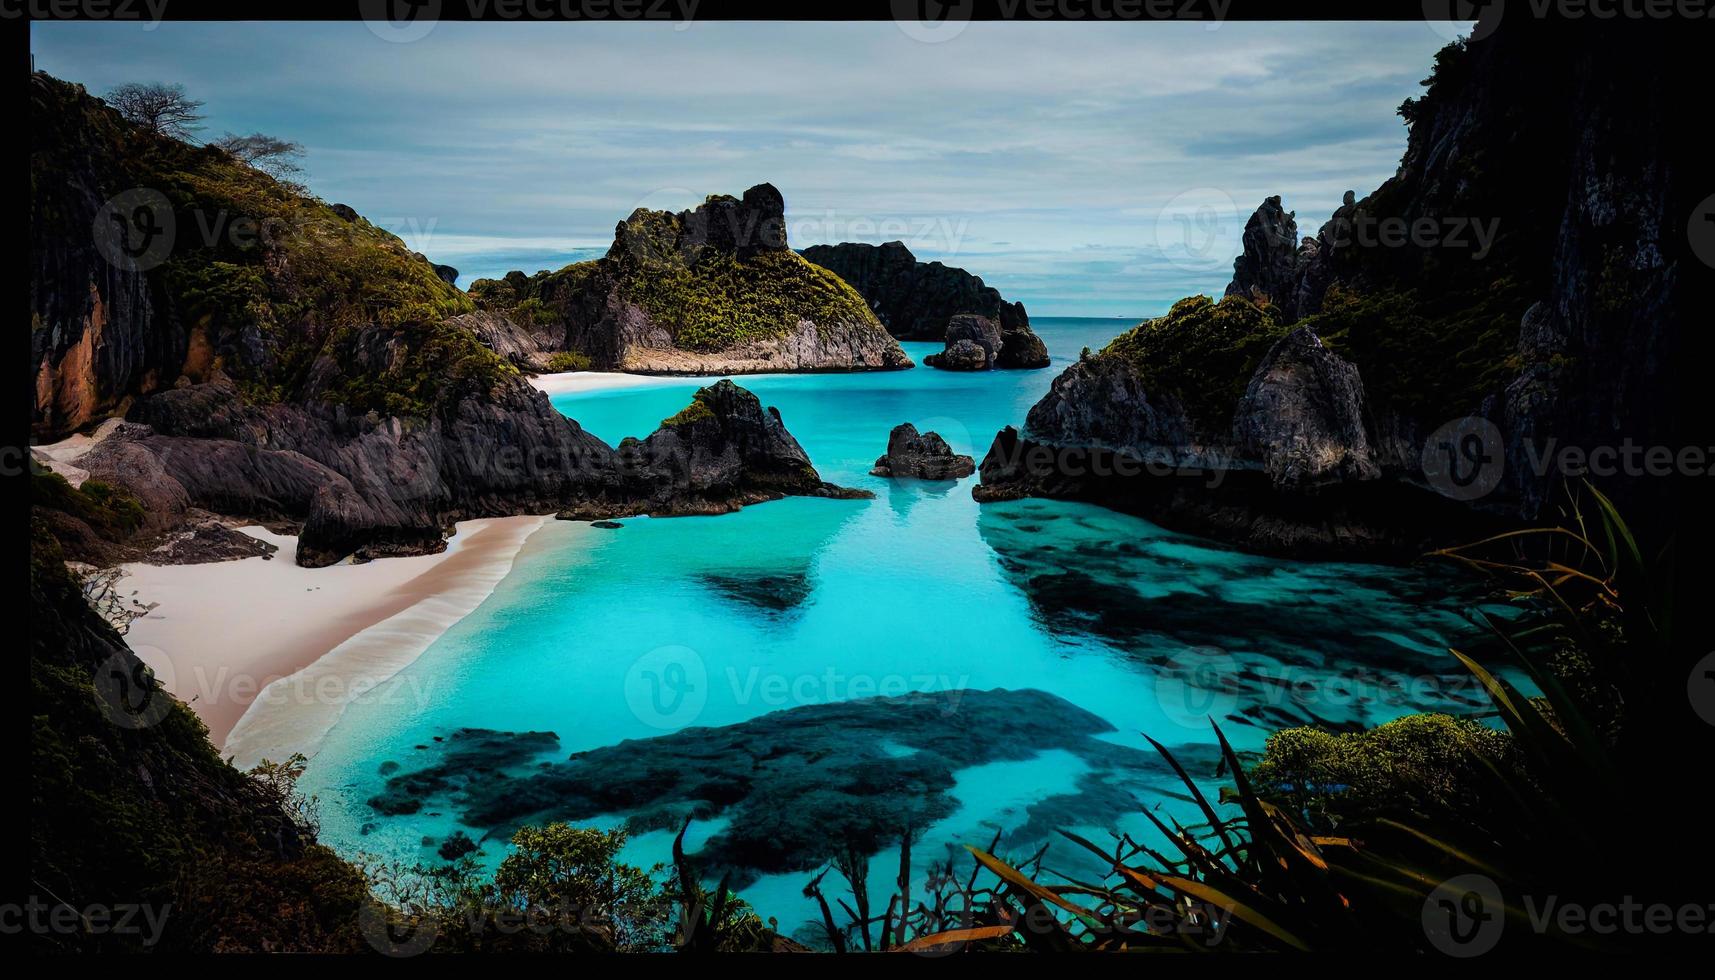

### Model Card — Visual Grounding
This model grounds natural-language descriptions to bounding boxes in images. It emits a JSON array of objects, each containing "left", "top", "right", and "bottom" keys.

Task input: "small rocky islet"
[{"left": 869, "top": 422, "right": 976, "bottom": 480}]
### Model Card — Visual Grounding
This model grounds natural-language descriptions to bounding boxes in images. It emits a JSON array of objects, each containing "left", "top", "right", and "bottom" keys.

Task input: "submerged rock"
[
  {"left": 870, "top": 423, "right": 975, "bottom": 480},
  {"left": 366, "top": 689, "right": 1173, "bottom": 885},
  {"left": 698, "top": 569, "right": 813, "bottom": 613}
]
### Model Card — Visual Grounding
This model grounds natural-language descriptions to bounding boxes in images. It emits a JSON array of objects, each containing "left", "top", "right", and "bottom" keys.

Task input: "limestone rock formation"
[
  {"left": 468, "top": 186, "right": 913, "bottom": 375},
  {"left": 870, "top": 423, "right": 976, "bottom": 480},
  {"left": 802, "top": 240, "right": 1049, "bottom": 366}
]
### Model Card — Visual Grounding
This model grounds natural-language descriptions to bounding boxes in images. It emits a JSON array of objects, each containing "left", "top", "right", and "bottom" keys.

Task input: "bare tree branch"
[
  {"left": 213, "top": 131, "right": 307, "bottom": 186},
  {"left": 105, "top": 82, "right": 205, "bottom": 141}
]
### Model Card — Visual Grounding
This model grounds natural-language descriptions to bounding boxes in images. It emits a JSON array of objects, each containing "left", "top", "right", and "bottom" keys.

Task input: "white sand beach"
[
  {"left": 121, "top": 516, "right": 550, "bottom": 765},
  {"left": 528, "top": 369, "right": 691, "bottom": 397}
]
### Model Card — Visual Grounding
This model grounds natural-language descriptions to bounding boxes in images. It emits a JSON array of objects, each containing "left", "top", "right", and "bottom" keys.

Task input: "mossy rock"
[{"left": 1099, "top": 293, "right": 1290, "bottom": 433}]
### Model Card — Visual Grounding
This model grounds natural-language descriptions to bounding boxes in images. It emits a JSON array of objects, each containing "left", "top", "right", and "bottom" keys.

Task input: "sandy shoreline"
[
  {"left": 529, "top": 369, "right": 692, "bottom": 397},
  {"left": 122, "top": 516, "right": 550, "bottom": 764}
]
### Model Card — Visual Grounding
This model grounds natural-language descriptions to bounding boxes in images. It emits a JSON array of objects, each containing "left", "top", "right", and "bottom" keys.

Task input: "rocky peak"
[
  {"left": 1224, "top": 196, "right": 1301, "bottom": 314},
  {"left": 613, "top": 182, "right": 789, "bottom": 267}
]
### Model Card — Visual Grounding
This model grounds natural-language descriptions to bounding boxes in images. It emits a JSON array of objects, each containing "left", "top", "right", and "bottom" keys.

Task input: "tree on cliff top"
[
  {"left": 213, "top": 131, "right": 307, "bottom": 187},
  {"left": 105, "top": 81, "right": 204, "bottom": 140}
]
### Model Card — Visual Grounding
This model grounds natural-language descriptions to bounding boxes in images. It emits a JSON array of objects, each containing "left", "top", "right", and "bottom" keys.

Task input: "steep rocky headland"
[
  {"left": 977, "top": 22, "right": 1693, "bottom": 558},
  {"left": 801, "top": 240, "right": 1050, "bottom": 368},
  {"left": 466, "top": 185, "right": 913, "bottom": 375},
  {"left": 28, "top": 74, "right": 860, "bottom": 569}
]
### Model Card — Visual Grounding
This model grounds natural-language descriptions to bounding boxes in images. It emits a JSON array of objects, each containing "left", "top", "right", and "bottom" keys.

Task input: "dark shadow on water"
[
  {"left": 977, "top": 500, "right": 1499, "bottom": 731},
  {"left": 365, "top": 689, "right": 1207, "bottom": 890}
]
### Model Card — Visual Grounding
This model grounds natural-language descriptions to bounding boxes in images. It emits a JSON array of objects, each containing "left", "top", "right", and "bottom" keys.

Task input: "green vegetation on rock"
[
  {"left": 1099, "top": 294, "right": 1289, "bottom": 432},
  {"left": 545, "top": 351, "right": 592, "bottom": 373},
  {"left": 31, "top": 466, "right": 147, "bottom": 540},
  {"left": 617, "top": 249, "right": 876, "bottom": 352},
  {"left": 1301, "top": 280, "right": 1528, "bottom": 423}
]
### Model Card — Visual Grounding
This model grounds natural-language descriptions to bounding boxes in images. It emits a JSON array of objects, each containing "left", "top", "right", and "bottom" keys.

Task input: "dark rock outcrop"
[
  {"left": 870, "top": 423, "right": 975, "bottom": 480},
  {"left": 602, "top": 379, "right": 870, "bottom": 516},
  {"left": 977, "top": 21, "right": 1693, "bottom": 557},
  {"left": 80, "top": 376, "right": 864, "bottom": 566},
  {"left": 802, "top": 240, "right": 1049, "bottom": 366},
  {"left": 924, "top": 313, "right": 1001, "bottom": 371},
  {"left": 1233, "top": 327, "right": 1378, "bottom": 491},
  {"left": 468, "top": 186, "right": 913, "bottom": 375},
  {"left": 1224, "top": 195, "right": 1302, "bottom": 313}
]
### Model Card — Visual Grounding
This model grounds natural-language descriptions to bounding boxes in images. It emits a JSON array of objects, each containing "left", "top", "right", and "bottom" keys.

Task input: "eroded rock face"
[
  {"left": 610, "top": 379, "right": 870, "bottom": 516},
  {"left": 802, "top": 240, "right": 1049, "bottom": 367},
  {"left": 870, "top": 423, "right": 975, "bottom": 480},
  {"left": 1233, "top": 327, "right": 1379, "bottom": 490},
  {"left": 453, "top": 310, "right": 558, "bottom": 372}
]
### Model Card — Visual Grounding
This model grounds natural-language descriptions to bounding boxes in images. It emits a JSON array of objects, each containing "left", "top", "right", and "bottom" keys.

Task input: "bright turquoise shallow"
[{"left": 302, "top": 319, "right": 1493, "bottom": 942}]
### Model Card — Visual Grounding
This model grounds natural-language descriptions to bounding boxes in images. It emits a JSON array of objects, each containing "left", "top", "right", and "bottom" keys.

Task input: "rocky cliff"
[
  {"left": 801, "top": 240, "right": 1050, "bottom": 367},
  {"left": 28, "top": 75, "right": 861, "bottom": 567},
  {"left": 978, "top": 20, "right": 1694, "bottom": 557},
  {"left": 467, "top": 186, "right": 913, "bottom": 375}
]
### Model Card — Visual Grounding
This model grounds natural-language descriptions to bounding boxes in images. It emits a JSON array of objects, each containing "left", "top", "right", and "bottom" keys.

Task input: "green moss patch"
[{"left": 1099, "top": 294, "right": 1289, "bottom": 433}]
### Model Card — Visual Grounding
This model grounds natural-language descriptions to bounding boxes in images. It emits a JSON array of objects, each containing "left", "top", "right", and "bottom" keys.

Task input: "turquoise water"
[{"left": 302, "top": 318, "right": 1497, "bottom": 944}]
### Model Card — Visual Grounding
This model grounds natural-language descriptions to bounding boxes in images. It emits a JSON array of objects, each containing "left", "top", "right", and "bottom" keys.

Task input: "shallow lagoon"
[{"left": 302, "top": 319, "right": 1496, "bottom": 942}]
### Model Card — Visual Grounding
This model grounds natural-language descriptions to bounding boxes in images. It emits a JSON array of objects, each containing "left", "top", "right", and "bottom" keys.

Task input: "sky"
[{"left": 31, "top": 20, "right": 1463, "bottom": 317}]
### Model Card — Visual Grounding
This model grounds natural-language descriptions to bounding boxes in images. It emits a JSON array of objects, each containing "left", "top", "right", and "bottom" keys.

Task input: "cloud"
[{"left": 30, "top": 20, "right": 1454, "bottom": 315}]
